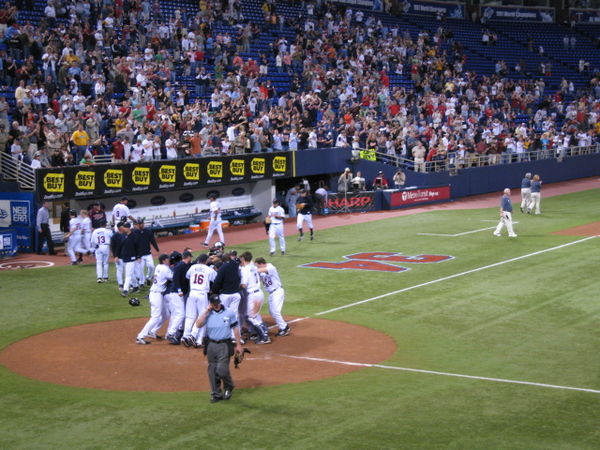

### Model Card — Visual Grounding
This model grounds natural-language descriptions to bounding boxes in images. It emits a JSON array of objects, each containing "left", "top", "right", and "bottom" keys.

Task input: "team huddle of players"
[{"left": 134, "top": 243, "right": 290, "bottom": 346}]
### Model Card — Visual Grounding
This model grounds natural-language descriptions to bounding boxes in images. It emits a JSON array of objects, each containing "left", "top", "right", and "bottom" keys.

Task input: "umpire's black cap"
[{"left": 208, "top": 294, "right": 221, "bottom": 305}]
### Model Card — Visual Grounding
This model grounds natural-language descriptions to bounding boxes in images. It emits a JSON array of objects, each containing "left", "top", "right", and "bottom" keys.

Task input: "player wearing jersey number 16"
[{"left": 183, "top": 254, "right": 217, "bottom": 347}]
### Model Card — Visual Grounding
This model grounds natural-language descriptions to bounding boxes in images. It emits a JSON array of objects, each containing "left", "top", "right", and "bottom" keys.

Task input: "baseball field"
[{"left": 1, "top": 182, "right": 599, "bottom": 449}]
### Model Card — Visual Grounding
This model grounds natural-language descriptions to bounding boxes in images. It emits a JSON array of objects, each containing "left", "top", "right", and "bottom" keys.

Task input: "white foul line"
[
  {"left": 279, "top": 354, "right": 600, "bottom": 395},
  {"left": 315, "top": 235, "right": 598, "bottom": 316},
  {"left": 417, "top": 222, "right": 520, "bottom": 237}
]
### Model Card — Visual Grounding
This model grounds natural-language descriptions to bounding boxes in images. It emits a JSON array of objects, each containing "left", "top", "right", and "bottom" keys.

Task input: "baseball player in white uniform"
[
  {"left": 183, "top": 254, "right": 217, "bottom": 347},
  {"left": 240, "top": 251, "right": 271, "bottom": 344},
  {"left": 112, "top": 197, "right": 133, "bottom": 231},
  {"left": 136, "top": 254, "right": 172, "bottom": 344},
  {"left": 267, "top": 199, "right": 286, "bottom": 256},
  {"left": 296, "top": 190, "right": 314, "bottom": 241},
  {"left": 203, "top": 195, "right": 225, "bottom": 247},
  {"left": 78, "top": 209, "right": 92, "bottom": 254},
  {"left": 90, "top": 220, "right": 113, "bottom": 282},
  {"left": 255, "top": 257, "right": 290, "bottom": 337},
  {"left": 66, "top": 210, "right": 81, "bottom": 265}
]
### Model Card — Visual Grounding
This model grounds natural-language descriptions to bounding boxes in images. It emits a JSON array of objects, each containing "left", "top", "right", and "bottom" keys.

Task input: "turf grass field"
[{"left": 1, "top": 188, "right": 599, "bottom": 449}]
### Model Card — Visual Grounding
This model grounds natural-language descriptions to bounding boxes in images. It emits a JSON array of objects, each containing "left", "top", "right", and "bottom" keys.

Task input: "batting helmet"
[
  {"left": 169, "top": 251, "right": 182, "bottom": 265},
  {"left": 129, "top": 297, "right": 141, "bottom": 307}
]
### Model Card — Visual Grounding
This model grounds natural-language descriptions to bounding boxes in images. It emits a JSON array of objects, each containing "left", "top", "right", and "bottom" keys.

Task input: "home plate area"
[{"left": 0, "top": 316, "right": 396, "bottom": 392}]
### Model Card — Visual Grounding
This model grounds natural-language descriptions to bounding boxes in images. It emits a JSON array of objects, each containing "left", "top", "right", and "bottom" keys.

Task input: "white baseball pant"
[
  {"left": 296, "top": 213, "right": 313, "bottom": 230},
  {"left": 137, "top": 291, "right": 167, "bottom": 339},
  {"left": 115, "top": 259, "right": 124, "bottom": 286},
  {"left": 494, "top": 211, "right": 516, "bottom": 237},
  {"left": 94, "top": 245, "right": 110, "bottom": 279},
  {"left": 269, "top": 222, "right": 286, "bottom": 253},
  {"left": 136, "top": 254, "right": 155, "bottom": 284},
  {"left": 268, "top": 287, "right": 287, "bottom": 330},
  {"left": 123, "top": 260, "right": 138, "bottom": 292},
  {"left": 529, "top": 192, "right": 541, "bottom": 214},
  {"left": 220, "top": 292, "right": 241, "bottom": 337},
  {"left": 520, "top": 188, "right": 531, "bottom": 211},
  {"left": 67, "top": 234, "right": 80, "bottom": 263},
  {"left": 204, "top": 219, "right": 224, "bottom": 245},
  {"left": 247, "top": 290, "right": 266, "bottom": 332},
  {"left": 183, "top": 290, "right": 208, "bottom": 341},
  {"left": 74, "top": 232, "right": 87, "bottom": 254},
  {"left": 165, "top": 293, "right": 185, "bottom": 337},
  {"left": 81, "top": 231, "right": 92, "bottom": 253}
]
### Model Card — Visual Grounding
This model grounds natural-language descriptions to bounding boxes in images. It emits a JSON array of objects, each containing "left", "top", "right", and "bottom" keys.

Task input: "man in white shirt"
[
  {"left": 267, "top": 199, "right": 286, "bottom": 256},
  {"left": 90, "top": 220, "right": 113, "bottom": 282},
  {"left": 111, "top": 197, "right": 133, "bottom": 230},
  {"left": 136, "top": 254, "right": 172, "bottom": 344},
  {"left": 203, "top": 195, "right": 225, "bottom": 247},
  {"left": 256, "top": 257, "right": 290, "bottom": 337}
]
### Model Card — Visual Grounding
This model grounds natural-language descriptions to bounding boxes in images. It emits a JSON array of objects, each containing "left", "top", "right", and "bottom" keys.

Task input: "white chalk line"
[
  {"left": 315, "top": 235, "right": 598, "bottom": 316},
  {"left": 278, "top": 354, "right": 600, "bottom": 395},
  {"left": 417, "top": 222, "right": 520, "bottom": 237},
  {"left": 266, "top": 236, "right": 599, "bottom": 394}
]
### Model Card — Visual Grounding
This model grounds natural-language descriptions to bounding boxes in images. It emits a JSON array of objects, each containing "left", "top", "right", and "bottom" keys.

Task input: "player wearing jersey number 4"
[
  {"left": 136, "top": 254, "right": 172, "bottom": 344},
  {"left": 255, "top": 257, "right": 290, "bottom": 337},
  {"left": 240, "top": 252, "right": 271, "bottom": 344}
]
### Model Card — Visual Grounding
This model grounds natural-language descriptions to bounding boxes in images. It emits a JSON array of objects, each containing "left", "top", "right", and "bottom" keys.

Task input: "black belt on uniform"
[
  {"left": 249, "top": 289, "right": 260, "bottom": 294},
  {"left": 208, "top": 338, "right": 231, "bottom": 344}
]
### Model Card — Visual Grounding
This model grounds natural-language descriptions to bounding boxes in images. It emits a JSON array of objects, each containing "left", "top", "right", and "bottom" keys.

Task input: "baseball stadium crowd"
[{"left": 1, "top": 0, "right": 600, "bottom": 172}]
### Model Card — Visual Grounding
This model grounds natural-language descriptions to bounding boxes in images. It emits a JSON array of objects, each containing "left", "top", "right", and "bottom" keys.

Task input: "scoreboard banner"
[{"left": 35, "top": 152, "right": 292, "bottom": 201}]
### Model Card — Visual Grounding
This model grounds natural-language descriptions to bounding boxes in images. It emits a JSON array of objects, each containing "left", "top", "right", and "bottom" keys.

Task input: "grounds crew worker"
[{"left": 196, "top": 294, "right": 243, "bottom": 403}]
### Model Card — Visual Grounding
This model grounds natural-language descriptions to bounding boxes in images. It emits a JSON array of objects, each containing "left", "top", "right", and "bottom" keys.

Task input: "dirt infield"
[
  {"left": 552, "top": 221, "right": 600, "bottom": 237},
  {"left": 0, "top": 317, "right": 396, "bottom": 392}
]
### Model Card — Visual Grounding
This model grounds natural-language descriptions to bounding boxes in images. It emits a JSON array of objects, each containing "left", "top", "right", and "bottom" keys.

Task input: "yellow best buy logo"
[
  {"left": 183, "top": 163, "right": 200, "bottom": 181},
  {"left": 104, "top": 169, "right": 123, "bottom": 188},
  {"left": 43, "top": 173, "right": 64, "bottom": 192},
  {"left": 207, "top": 161, "right": 223, "bottom": 178},
  {"left": 230, "top": 159, "right": 245, "bottom": 177},
  {"left": 251, "top": 158, "right": 265, "bottom": 174},
  {"left": 159, "top": 165, "right": 176, "bottom": 183},
  {"left": 273, "top": 156, "right": 287, "bottom": 173},
  {"left": 75, "top": 171, "right": 95, "bottom": 190},
  {"left": 132, "top": 167, "right": 150, "bottom": 185}
]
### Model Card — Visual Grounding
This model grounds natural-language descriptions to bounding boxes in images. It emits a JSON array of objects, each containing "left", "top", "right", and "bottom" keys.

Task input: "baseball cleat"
[
  {"left": 270, "top": 251, "right": 274, "bottom": 256},
  {"left": 121, "top": 290, "right": 128, "bottom": 297},
  {"left": 493, "top": 232, "right": 501, "bottom": 237},
  {"left": 223, "top": 389, "right": 233, "bottom": 400},
  {"left": 509, "top": 234, "right": 518, "bottom": 238},
  {"left": 203, "top": 242, "right": 209, "bottom": 247},
  {"left": 104, "top": 278, "right": 109, "bottom": 282},
  {"left": 147, "top": 333, "right": 162, "bottom": 340},
  {"left": 276, "top": 326, "right": 291, "bottom": 337},
  {"left": 256, "top": 337, "right": 272, "bottom": 344},
  {"left": 297, "top": 236, "right": 303, "bottom": 241},
  {"left": 310, "top": 234, "right": 314, "bottom": 240},
  {"left": 167, "top": 335, "right": 180, "bottom": 345},
  {"left": 97, "top": 278, "right": 103, "bottom": 283},
  {"left": 281, "top": 251, "right": 285, "bottom": 255},
  {"left": 135, "top": 338, "right": 150, "bottom": 345},
  {"left": 181, "top": 337, "right": 192, "bottom": 347},
  {"left": 146, "top": 279, "right": 152, "bottom": 287},
  {"left": 131, "top": 286, "right": 140, "bottom": 293},
  {"left": 210, "top": 395, "right": 222, "bottom": 403}
]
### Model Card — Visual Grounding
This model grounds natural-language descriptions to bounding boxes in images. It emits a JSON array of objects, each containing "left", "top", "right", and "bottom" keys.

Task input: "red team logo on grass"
[{"left": 301, "top": 252, "right": 453, "bottom": 273}]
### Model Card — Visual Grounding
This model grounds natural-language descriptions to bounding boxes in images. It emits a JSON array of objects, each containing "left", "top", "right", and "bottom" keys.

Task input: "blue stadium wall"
[{"left": 294, "top": 148, "right": 600, "bottom": 198}]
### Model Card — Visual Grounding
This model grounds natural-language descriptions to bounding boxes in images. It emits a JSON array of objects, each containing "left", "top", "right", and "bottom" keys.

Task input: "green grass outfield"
[{"left": 1, "top": 189, "right": 599, "bottom": 449}]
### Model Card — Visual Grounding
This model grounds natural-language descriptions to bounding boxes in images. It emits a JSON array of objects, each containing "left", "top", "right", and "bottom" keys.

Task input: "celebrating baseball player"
[
  {"left": 255, "top": 257, "right": 290, "bottom": 337},
  {"left": 267, "top": 199, "right": 286, "bottom": 256},
  {"left": 493, "top": 188, "right": 517, "bottom": 238},
  {"left": 118, "top": 222, "right": 141, "bottom": 297},
  {"left": 165, "top": 250, "right": 193, "bottom": 345},
  {"left": 111, "top": 197, "right": 134, "bottom": 231},
  {"left": 136, "top": 254, "right": 172, "bottom": 345},
  {"left": 79, "top": 209, "right": 92, "bottom": 255},
  {"left": 212, "top": 251, "right": 242, "bottom": 340},
  {"left": 65, "top": 209, "right": 82, "bottom": 265},
  {"left": 296, "top": 189, "right": 315, "bottom": 242},
  {"left": 90, "top": 219, "right": 113, "bottom": 283},
  {"left": 240, "top": 252, "right": 271, "bottom": 344},
  {"left": 183, "top": 254, "right": 217, "bottom": 347},
  {"left": 203, "top": 195, "right": 225, "bottom": 248}
]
